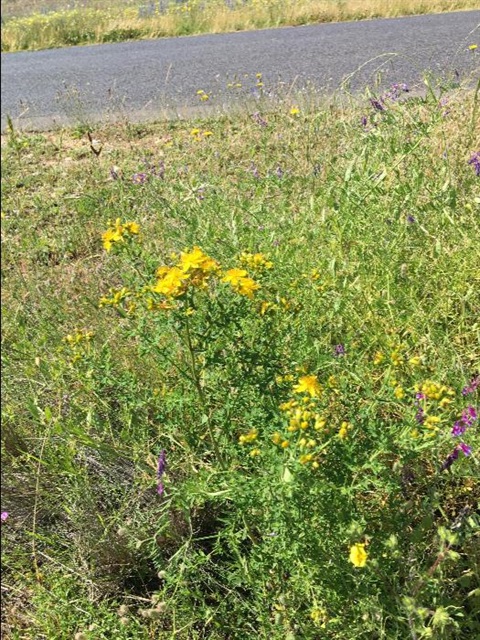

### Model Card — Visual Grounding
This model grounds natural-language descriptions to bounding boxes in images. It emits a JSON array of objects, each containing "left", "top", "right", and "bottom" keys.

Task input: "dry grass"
[{"left": 1, "top": 0, "right": 478, "bottom": 52}]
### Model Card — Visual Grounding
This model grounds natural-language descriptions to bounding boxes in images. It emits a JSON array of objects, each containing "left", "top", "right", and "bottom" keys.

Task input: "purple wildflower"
[
  {"left": 250, "top": 162, "right": 260, "bottom": 179},
  {"left": 462, "top": 375, "right": 480, "bottom": 395},
  {"left": 275, "top": 166, "right": 284, "bottom": 179},
  {"left": 451, "top": 421, "right": 466, "bottom": 437},
  {"left": 361, "top": 115, "right": 368, "bottom": 127},
  {"left": 370, "top": 98, "right": 385, "bottom": 112},
  {"left": 462, "top": 405, "right": 477, "bottom": 426},
  {"left": 334, "top": 344, "right": 345, "bottom": 357},
  {"left": 451, "top": 405, "right": 478, "bottom": 436},
  {"left": 468, "top": 152, "right": 480, "bottom": 176},
  {"left": 251, "top": 112, "right": 268, "bottom": 127},
  {"left": 132, "top": 172, "right": 148, "bottom": 184},
  {"left": 155, "top": 161, "right": 165, "bottom": 180},
  {"left": 440, "top": 447, "right": 459, "bottom": 471},
  {"left": 407, "top": 215, "right": 416, "bottom": 224},
  {"left": 156, "top": 450, "right": 166, "bottom": 496},
  {"left": 157, "top": 450, "right": 166, "bottom": 477},
  {"left": 415, "top": 407, "right": 425, "bottom": 425},
  {"left": 459, "top": 442, "right": 472, "bottom": 456},
  {"left": 1, "top": 512, "right": 8, "bottom": 522}
]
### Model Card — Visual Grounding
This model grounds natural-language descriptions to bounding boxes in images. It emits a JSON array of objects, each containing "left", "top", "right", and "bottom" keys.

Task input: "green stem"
[{"left": 184, "top": 311, "right": 225, "bottom": 469}]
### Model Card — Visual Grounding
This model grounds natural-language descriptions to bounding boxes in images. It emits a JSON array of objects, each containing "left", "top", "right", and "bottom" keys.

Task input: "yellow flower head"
[
  {"left": 349, "top": 543, "right": 368, "bottom": 568},
  {"left": 239, "top": 252, "right": 273, "bottom": 270},
  {"left": 102, "top": 219, "right": 139, "bottom": 251},
  {"left": 222, "top": 269, "right": 260, "bottom": 299},
  {"left": 153, "top": 266, "right": 189, "bottom": 298},
  {"left": 290, "top": 106, "right": 300, "bottom": 116},
  {"left": 293, "top": 375, "right": 322, "bottom": 398},
  {"left": 338, "top": 421, "right": 352, "bottom": 439},
  {"left": 179, "top": 246, "right": 219, "bottom": 276}
]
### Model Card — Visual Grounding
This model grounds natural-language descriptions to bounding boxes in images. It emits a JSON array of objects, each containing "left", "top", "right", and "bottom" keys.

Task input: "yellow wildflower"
[
  {"left": 281, "top": 440, "right": 289, "bottom": 448},
  {"left": 250, "top": 448, "right": 261, "bottom": 457},
  {"left": 293, "top": 375, "right": 322, "bottom": 398},
  {"left": 390, "top": 350, "right": 403, "bottom": 366},
  {"left": 102, "top": 218, "right": 139, "bottom": 251},
  {"left": 272, "top": 432, "right": 282, "bottom": 445},
  {"left": 299, "top": 453, "right": 313, "bottom": 464},
  {"left": 238, "top": 429, "right": 258, "bottom": 444},
  {"left": 222, "top": 268, "right": 260, "bottom": 299},
  {"left": 338, "top": 421, "right": 352, "bottom": 439},
  {"left": 179, "top": 246, "right": 219, "bottom": 276},
  {"left": 240, "top": 252, "right": 273, "bottom": 270},
  {"left": 290, "top": 106, "right": 300, "bottom": 116},
  {"left": 394, "top": 386, "right": 405, "bottom": 400},
  {"left": 468, "top": 44, "right": 478, "bottom": 50},
  {"left": 408, "top": 356, "right": 422, "bottom": 367},
  {"left": 310, "top": 607, "right": 328, "bottom": 626},
  {"left": 373, "top": 351, "right": 384, "bottom": 365},
  {"left": 349, "top": 543, "right": 368, "bottom": 568},
  {"left": 153, "top": 266, "right": 189, "bottom": 298}
]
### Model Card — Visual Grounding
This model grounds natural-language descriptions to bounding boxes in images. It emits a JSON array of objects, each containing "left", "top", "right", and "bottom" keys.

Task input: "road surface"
[{"left": 1, "top": 10, "right": 479, "bottom": 131}]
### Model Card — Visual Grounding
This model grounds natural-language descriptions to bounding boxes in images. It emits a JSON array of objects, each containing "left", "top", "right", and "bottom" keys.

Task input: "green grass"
[
  {"left": 1, "top": 79, "right": 480, "bottom": 639},
  {"left": 1, "top": 0, "right": 479, "bottom": 52}
]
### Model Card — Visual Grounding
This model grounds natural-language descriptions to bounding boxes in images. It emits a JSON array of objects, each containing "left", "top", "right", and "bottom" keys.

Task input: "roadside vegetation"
[
  {"left": 1, "top": 76, "right": 480, "bottom": 639},
  {"left": 1, "top": 0, "right": 479, "bottom": 52}
]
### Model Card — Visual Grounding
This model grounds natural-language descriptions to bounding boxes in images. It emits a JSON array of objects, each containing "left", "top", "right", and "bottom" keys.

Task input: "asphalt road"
[{"left": 1, "top": 10, "right": 479, "bottom": 131}]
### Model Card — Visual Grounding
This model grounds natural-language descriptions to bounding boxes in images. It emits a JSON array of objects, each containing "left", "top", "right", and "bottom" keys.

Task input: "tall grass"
[
  {"left": 1, "top": 79, "right": 480, "bottom": 638},
  {"left": 1, "top": 0, "right": 478, "bottom": 51}
]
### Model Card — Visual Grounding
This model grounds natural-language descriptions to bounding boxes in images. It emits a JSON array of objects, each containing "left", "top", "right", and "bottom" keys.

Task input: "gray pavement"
[{"left": 1, "top": 10, "right": 479, "bottom": 131}]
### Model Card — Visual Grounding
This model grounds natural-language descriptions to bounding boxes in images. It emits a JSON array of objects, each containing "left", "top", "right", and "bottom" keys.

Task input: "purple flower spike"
[
  {"left": 157, "top": 450, "right": 166, "bottom": 478},
  {"left": 156, "top": 450, "right": 166, "bottom": 496},
  {"left": 440, "top": 447, "right": 459, "bottom": 472},
  {"left": 370, "top": 98, "right": 385, "bottom": 112},
  {"left": 451, "top": 421, "right": 466, "bottom": 437},
  {"left": 468, "top": 152, "right": 480, "bottom": 177},
  {"left": 415, "top": 408, "right": 425, "bottom": 425},
  {"left": 132, "top": 172, "right": 148, "bottom": 184},
  {"left": 462, "top": 375, "right": 480, "bottom": 395},
  {"left": 361, "top": 115, "right": 368, "bottom": 127},
  {"left": 407, "top": 215, "right": 416, "bottom": 224},
  {"left": 459, "top": 442, "right": 472, "bottom": 456},
  {"left": 334, "top": 344, "right": 345, "bottom": 357},
  {"left": 1, "top": 512, "right": 8, "bottom": 522}
]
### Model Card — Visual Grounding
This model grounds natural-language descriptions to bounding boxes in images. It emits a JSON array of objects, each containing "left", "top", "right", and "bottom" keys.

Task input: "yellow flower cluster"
[
  {"left": 190, "top": 128, "right": 213, "bottom": 139},
  {"left": 153, "top": 247, "right": 219, "bottom": 298},
  {"left": 412, "top": 380, "right": 456, "bottom": 438},
  {"left": 196, "top": 89, "right": 209, "bottom": 102},
  {"left": 64, "top": 330, "right": 94, "bottom": 345},
  {"left": 99, "top": 287, "right": 132, "bottom": 307},
  {"left": 416, "top": 380, "right": 455, "bottom": 401},
  {"left": 238, "top": 429, "right": 258, "bottom": 444},
  {"left": 239, "top": 252, "right": 273, "bottom": 271},
  {"left": 338, "top": 421, "right": 352, "bottom": 439},
  {"left": 102, "top": 219, "right": 139, "bottom": 252},
  {"left": 222, "top": 268, "right": 260, "bottom": 299}
]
